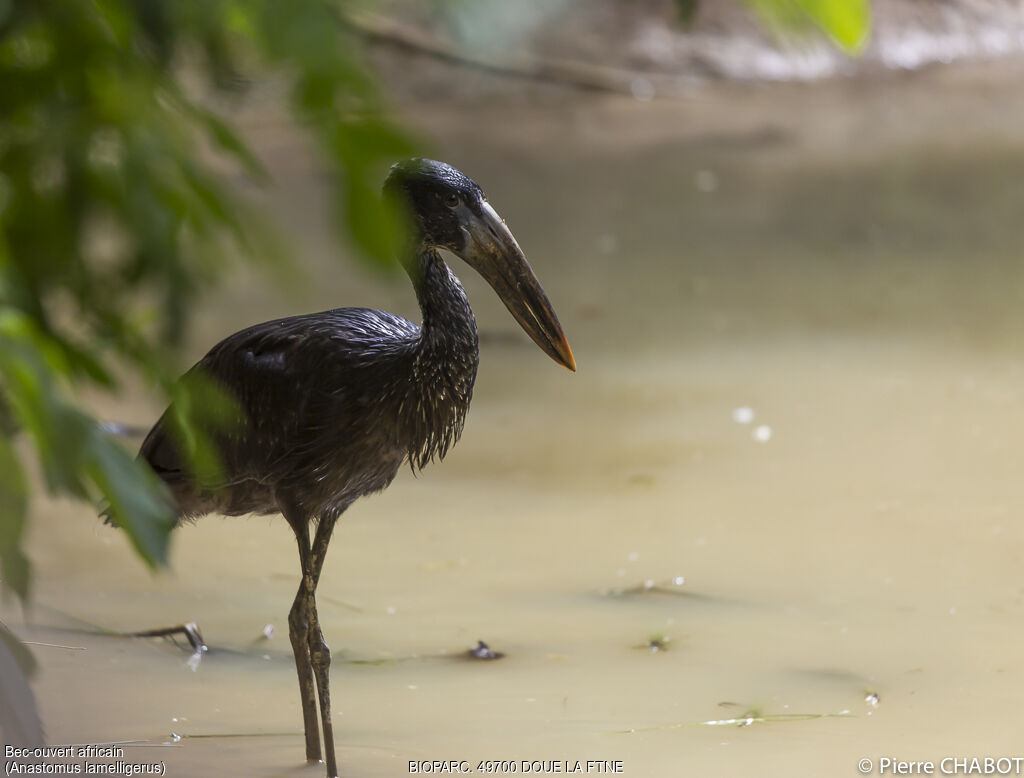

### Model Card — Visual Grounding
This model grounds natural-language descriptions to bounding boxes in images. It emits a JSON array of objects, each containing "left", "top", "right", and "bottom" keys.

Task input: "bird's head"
[{"left": 385, "top": 158, "right": 575, "bottom": 372}]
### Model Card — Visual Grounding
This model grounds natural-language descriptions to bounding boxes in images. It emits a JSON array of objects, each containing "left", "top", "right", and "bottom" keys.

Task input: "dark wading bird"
[{"left": 134, "top": 159, "right": 575, "bottom": 777}]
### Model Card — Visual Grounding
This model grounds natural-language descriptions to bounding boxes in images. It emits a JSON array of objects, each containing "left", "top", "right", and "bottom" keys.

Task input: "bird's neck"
[
  {"left": 411, "top": 247, "right": 479, "bottom": 353},
  {"left": 402, "top": 247, "right": 479, "bottom": 470}
]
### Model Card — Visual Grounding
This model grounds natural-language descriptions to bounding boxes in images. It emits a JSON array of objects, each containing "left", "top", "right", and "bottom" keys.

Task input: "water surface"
[{"left": 6, "top": 62, "right": 1024, "bottom": 777}]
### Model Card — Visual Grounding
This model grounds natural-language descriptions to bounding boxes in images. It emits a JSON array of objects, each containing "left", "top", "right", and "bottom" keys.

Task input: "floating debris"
[
  {"left": 603, "top": 576, "right": 689, "bottom": 598},
  {"left": 130, "top": 622, "right": 207, "bottom": 671},
  {"left": 346, "top": 656, "right": 400, "bottom": 666},
  {"left": 245, "top": 623, "right": 278, "bottom": 653},
  {"left": 172, "top": 731, "right": 296, "bottom": 740},
  {"left": 732, "top": 406, "right": 754, "bottom": 424},
  {"left": 634, "top": 633, "right": 671, "bottom": 653},
  {"left": 468, "top": 640, "right": 504, "bottom": 661},
  {"left": 620, "top": 708, "right": 853, "bottom": 733},
  {"left": 865, "top": 691, "right": 880, "bottom": 707},
  {"left": 752, "top": 425, "right": 773, "bottom": 442}
]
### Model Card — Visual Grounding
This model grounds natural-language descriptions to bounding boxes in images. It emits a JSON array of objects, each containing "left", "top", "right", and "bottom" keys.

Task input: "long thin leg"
[
  {"left": 285, "top": 513, "right": 322, "bottom": 764},
  {"left": 309, "top": 514, "right": 337, "bottom": 586},
  {"left": 307, "top": 516, "right": 339, "bottom": 777}
]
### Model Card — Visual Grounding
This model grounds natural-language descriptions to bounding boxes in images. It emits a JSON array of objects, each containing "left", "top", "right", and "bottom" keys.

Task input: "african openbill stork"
[{"left": 137, "top": 159, "right": 575, "bottom": 777}]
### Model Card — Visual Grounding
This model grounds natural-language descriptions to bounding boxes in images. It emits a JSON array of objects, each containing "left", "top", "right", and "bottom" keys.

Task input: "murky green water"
[{"left": 5, "top": 62, "right": 1024, "bottom": 777}]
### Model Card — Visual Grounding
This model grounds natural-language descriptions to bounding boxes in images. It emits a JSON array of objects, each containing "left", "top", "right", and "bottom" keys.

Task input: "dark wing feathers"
[{"left": 140, "top": 307, "right": 420, "bottom": 491}]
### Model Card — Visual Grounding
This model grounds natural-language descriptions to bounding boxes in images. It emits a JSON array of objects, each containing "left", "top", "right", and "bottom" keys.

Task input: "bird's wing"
[{"left": 140, "top": 307, "right": 420, "bottom": 487}]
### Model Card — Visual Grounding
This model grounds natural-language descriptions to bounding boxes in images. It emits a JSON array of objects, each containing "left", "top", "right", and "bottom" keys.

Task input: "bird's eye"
[{"left": 444, "top": 193, "right": 460, "bottom": 209}]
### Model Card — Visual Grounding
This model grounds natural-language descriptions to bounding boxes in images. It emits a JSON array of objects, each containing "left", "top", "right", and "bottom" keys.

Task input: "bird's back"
[{"left": 142, "top": 306, "right": 429, "bottom": 520}]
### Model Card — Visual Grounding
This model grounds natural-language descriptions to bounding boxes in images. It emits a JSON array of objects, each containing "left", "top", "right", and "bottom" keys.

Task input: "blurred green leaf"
[
  {"left": 0, "top": 622, "right": 35, "bottom": 677},
  {"left": 746, "top": 0, "right": 871, "bottom": 53},
  {"left": 1, "top": 0, "right": 416, "bottom": 594},
  {"left": 332, "top": 118, "right": 418, "bottom": 268},
  {"left": 672, "top": 0, "right": 701, "bottom": 27},
  {"left": 88, "top": 433, "right": 175, "bottom": 569},
  {"left": 189, "top": 107, "right": 267, "bottom": 183},
  {"left": 797, "top": 0, "right": 870, "bottom": 51},
  {"left": 0, "top": 313, "right": 175, "bottom": 568},
  {"left": 0, "top": 434, "right": 30, "bottom": 602},
  {"left": 163, "top": 368, "right": 241, "bottom": 491},
  {"left": 0, "top": 0, "right": 434, "bottom": 744}
]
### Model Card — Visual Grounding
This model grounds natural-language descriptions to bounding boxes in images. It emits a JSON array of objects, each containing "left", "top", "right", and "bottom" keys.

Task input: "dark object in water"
[
  {"left": 468, "top": 640, "right": 504, "bottom": 661},
  {"left": 131, "top": 159, "right": 573, "bottom": 778},
  {"left": 634, "top": 633, "right": 670, "bottom": 652},
  {"left": 131, "top": 622, "right": 207, "bottom": 670}
]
